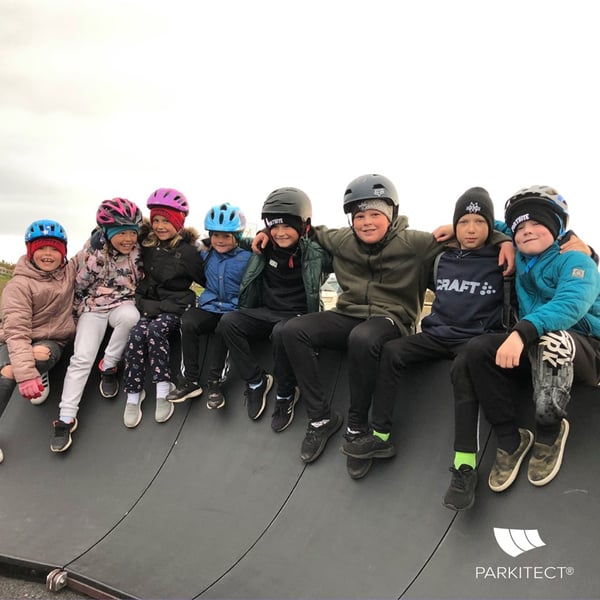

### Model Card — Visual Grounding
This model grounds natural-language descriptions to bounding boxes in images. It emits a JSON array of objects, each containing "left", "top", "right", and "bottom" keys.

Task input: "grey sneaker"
[
  {"left": 124, "top": 391, "right": 146, "bottom": 428},
  {"left": 155, "top": 383, "right": 175, "bottom": 423},
  {"left": 488, "top": 428, "right": 534, "bottom": 492},
  {"left": 30, "top": 371, "right": 50, "bottom": 405},
  {"left": 528, "top": 418, "right": 570, "bottom": 487}
]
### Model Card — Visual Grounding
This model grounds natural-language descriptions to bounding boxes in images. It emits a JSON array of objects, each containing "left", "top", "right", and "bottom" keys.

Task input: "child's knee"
[
  {"left": 32, "top": 345, "right": 52, "bottom": 362},
  {"left": 0, "top": 364, "right": 14, "bottom": 379}
]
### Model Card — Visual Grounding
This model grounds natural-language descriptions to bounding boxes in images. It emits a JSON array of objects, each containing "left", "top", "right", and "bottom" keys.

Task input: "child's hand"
[
  {"left": 251, "top": 231, "right": 270, "bottom": 254},
  {"left": 498, "top": 242, "right": 515, "bottom": 276},
  {"left": 495, "top": 331, "right": 524, "bottom": 369},
  {"left": 18, "top": 377, "right": 44, "bottom": 400},
  {"left": 432, "top": 224, "right": 453, "bottom": 242},
  {"left": 560, "top": 234, "right": 592, "bottom": 256}
]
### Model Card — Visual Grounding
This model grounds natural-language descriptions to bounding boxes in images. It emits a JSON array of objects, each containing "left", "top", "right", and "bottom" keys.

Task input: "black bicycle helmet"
[
  {"left": 343, "top": 174, "right": 399, "bottom": 219},
  {"left": 261, "top": 187, "right": 312, "bottom": 222}
]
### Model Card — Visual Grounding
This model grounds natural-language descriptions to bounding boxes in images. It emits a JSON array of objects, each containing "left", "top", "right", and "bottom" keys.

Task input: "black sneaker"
[
  {"left": 98, "top": 360, "right": 119, "bottom": 399},
  {"left": 442, "top": 465, "right": 478, "bottom": 511},
  {"left": 206, "top": 380, "right": 225, "bottom": 410},
  {"left": 244, "top": 373, "right": 273, "bottom": 420},
  {"left": 167, "top": 380, "right": 204, "bottom": 403},
  {"left": 346, "top": 455, "right": 373, "bottom": 480},
  {"left": 341, "top": 432, "right": 396, "bottom": 459},
  {"left": 50, "top": 418, "right": 78, "bottom": 453},
  {"left": 300, "top": 412, "right": 344, "bottom": 463},
  {"left": 271, "top": 388, "right": 300, "bottom": 433}
]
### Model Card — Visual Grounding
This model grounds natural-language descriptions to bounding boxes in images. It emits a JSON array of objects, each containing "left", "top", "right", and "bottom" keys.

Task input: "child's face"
[
  {"left": 270, "top": 224, "right": 299, "bottom": 248},
  {"left": 110, "top": 229, "right": 138, "bottom": 254},
  {"left": 210, "top": 232, "right": 237, "bottom": 253},
  {"left": 32, "top": 245, "right": 63, "bottom": 272},
  {"left": 352, "top": 210, "right": 389, "bottom": 244},
  {"left": 455, "top": 214, "right": 489, "bottom": 250},
  {"left": 152, "top": 215, "right": 178, "bottom": 241},
  {"left": 514, "top": 220, "right": 555, "bottom": 255}
]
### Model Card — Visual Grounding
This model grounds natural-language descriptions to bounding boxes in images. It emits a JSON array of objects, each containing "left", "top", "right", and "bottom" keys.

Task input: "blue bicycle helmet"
[
  {"left": 25, "top": 219, "right": 68, "bottom": 244},
  {"left": 204, "top": 203, "right": 246, "bottom": 234}
]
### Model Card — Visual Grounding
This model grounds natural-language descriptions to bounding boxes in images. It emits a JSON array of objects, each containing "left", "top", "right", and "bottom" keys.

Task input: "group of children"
[{"left": 0, "top": 176, "right": 598, "bottom": 514}]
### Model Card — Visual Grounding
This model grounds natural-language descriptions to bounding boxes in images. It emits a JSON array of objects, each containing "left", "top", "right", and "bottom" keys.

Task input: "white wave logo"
[{"left": 493, "top": 528, "right": 546, "bottom": 557}]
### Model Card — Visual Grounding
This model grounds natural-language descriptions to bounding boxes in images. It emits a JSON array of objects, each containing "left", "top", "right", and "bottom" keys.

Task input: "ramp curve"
[{"left": 0, "top": 337, "right": 598, "bottom": 599}]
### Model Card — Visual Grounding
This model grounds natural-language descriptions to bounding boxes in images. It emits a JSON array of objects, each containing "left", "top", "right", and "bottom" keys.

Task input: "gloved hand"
[
  {"left": 89, "top": 228, "right": 106, "bottom": 251},
  {"left": 18, "top": 377, "right": 44, "bottom": 400}
]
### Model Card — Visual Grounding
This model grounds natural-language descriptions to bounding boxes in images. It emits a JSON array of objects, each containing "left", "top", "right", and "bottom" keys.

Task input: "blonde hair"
[{"left": 142, "top": 230, "right": 183, "bottom": 248}]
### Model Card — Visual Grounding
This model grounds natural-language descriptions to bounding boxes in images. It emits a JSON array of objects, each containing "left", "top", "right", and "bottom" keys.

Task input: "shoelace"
[{"left": 450, "top": 467, "right": 469, "bottom": 491}]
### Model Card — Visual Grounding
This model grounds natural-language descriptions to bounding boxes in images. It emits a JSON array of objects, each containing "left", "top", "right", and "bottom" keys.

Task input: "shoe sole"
[
  {"left": 155, "top": 401, "right": 175, "bottom": 423},
  {"left": 168, "top": 386, "right": 204, "bottom": 404},
  {"left": 30, "top": 385, "right": 50, "bottom": 405},
  {"left": 98, "top": 386, "right": 119, "bottom": 398},
  {"left": 341, "top": 444, "right": 396, "bottom": 460},
  {"left": 99, "top": 383, "right": 119, "bottom": 399},
  {"left": 300, "top": 413, "right": 343, "bottom": 464},
  {"left": 207, "top": 398, "right": 225, "bottom": 410},
  {"left": 124, "top": 392, "right": 145, "bottom": 428},
  {"left": 249, "top": 375, "right": 273, "bottom": 421},
  {"left": 489, "top": 429, "right": 534, "bottom": 492},
  {"left": 347, "top": 456, "right": 373, "bottom": 480},
  {"left": 442, "top": 496, "right": 475, "bottom": 511},
  {"left": 271, "top": 388, "right": 300, "bottom": 433},
  {"left": 528, "top": 419, "right": 570, "bottom": 487},
  {"left": 50, "top": 419, "right": 78, "bottom": 453}
]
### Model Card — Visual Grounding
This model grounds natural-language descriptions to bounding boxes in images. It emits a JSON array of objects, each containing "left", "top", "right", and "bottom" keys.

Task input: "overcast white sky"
[{"left": 1, "top": 0, "right": 599, "bottom": 263}]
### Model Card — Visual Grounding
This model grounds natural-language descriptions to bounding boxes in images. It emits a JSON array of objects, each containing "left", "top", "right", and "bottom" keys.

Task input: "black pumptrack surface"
[{"left": 0, "top": 336, "right": 598, "bottom": 599}]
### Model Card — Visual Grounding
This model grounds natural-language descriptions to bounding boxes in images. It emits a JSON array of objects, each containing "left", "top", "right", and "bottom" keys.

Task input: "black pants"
[
  {"left": 282, "top": 311, "right": 399, "bottom": 424},
  {"left": 180, "top": 308, "right": 224, "bottom": 383},
  {"left": 216, "top": 307, "right": 299, "bottom": 396},
  {"left": 453, "top": 331, "right": 600, "bottom": 449},
  {"left": 371, "top": 332, "right": 478, "bottom": 450}
]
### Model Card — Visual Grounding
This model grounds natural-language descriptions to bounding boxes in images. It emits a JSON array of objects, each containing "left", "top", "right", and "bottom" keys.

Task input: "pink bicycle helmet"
[
  {"left": 96, "top": 198, "right": 143, "bottom": 227},
  {"left": 146, "top": 188, "right": 189, "bottom": 215}
]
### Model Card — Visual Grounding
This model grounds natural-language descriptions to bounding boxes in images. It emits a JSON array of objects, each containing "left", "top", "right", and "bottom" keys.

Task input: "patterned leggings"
[{"left": 123, "top": 313, "right": 180, "bottom": 393}]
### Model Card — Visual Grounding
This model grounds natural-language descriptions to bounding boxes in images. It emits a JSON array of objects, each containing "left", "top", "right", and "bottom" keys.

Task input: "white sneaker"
[
  {"left": 30, "top": 372, "right": 50, "bottom": 405},
  {"left": 155, "top": 383, "right": 175, "bottom": 423},
  {"left": 0, "top": 447, "right": 4, "bottom": 464},
  {"left": 124, "top": 391, "right": 145, "bottom": 428}
]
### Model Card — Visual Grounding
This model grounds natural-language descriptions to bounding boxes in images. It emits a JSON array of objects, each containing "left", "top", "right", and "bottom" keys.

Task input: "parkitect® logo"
[{"left": 474, "top": 528, "right": 575, "bottom": 582}]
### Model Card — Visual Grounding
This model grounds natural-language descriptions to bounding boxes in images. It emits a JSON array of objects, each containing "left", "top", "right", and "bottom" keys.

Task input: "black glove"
[{"left": 89, "top": 228, "right": 106, "bottom": 251}]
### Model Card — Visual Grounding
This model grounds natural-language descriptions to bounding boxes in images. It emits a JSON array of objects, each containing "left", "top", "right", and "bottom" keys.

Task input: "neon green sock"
[
  {"left": 454, "top": 451, "right": 476, "bottom": 470},
  {"left": 373, "top": 430, "right": 390, "bottom": 442}
]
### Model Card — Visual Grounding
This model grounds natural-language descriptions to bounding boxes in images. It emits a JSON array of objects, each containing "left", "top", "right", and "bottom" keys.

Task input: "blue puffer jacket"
[
  {"left": 198, "top": 246, "right": 251, "bottom": 314},
  {"left": 516, "top": 242, "right": 600, "bottom": 339}
]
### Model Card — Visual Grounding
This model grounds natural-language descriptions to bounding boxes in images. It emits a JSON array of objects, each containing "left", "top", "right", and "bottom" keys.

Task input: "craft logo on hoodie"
[{"left": 436, "top": 278, "right": 498, "bottom": 296}]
